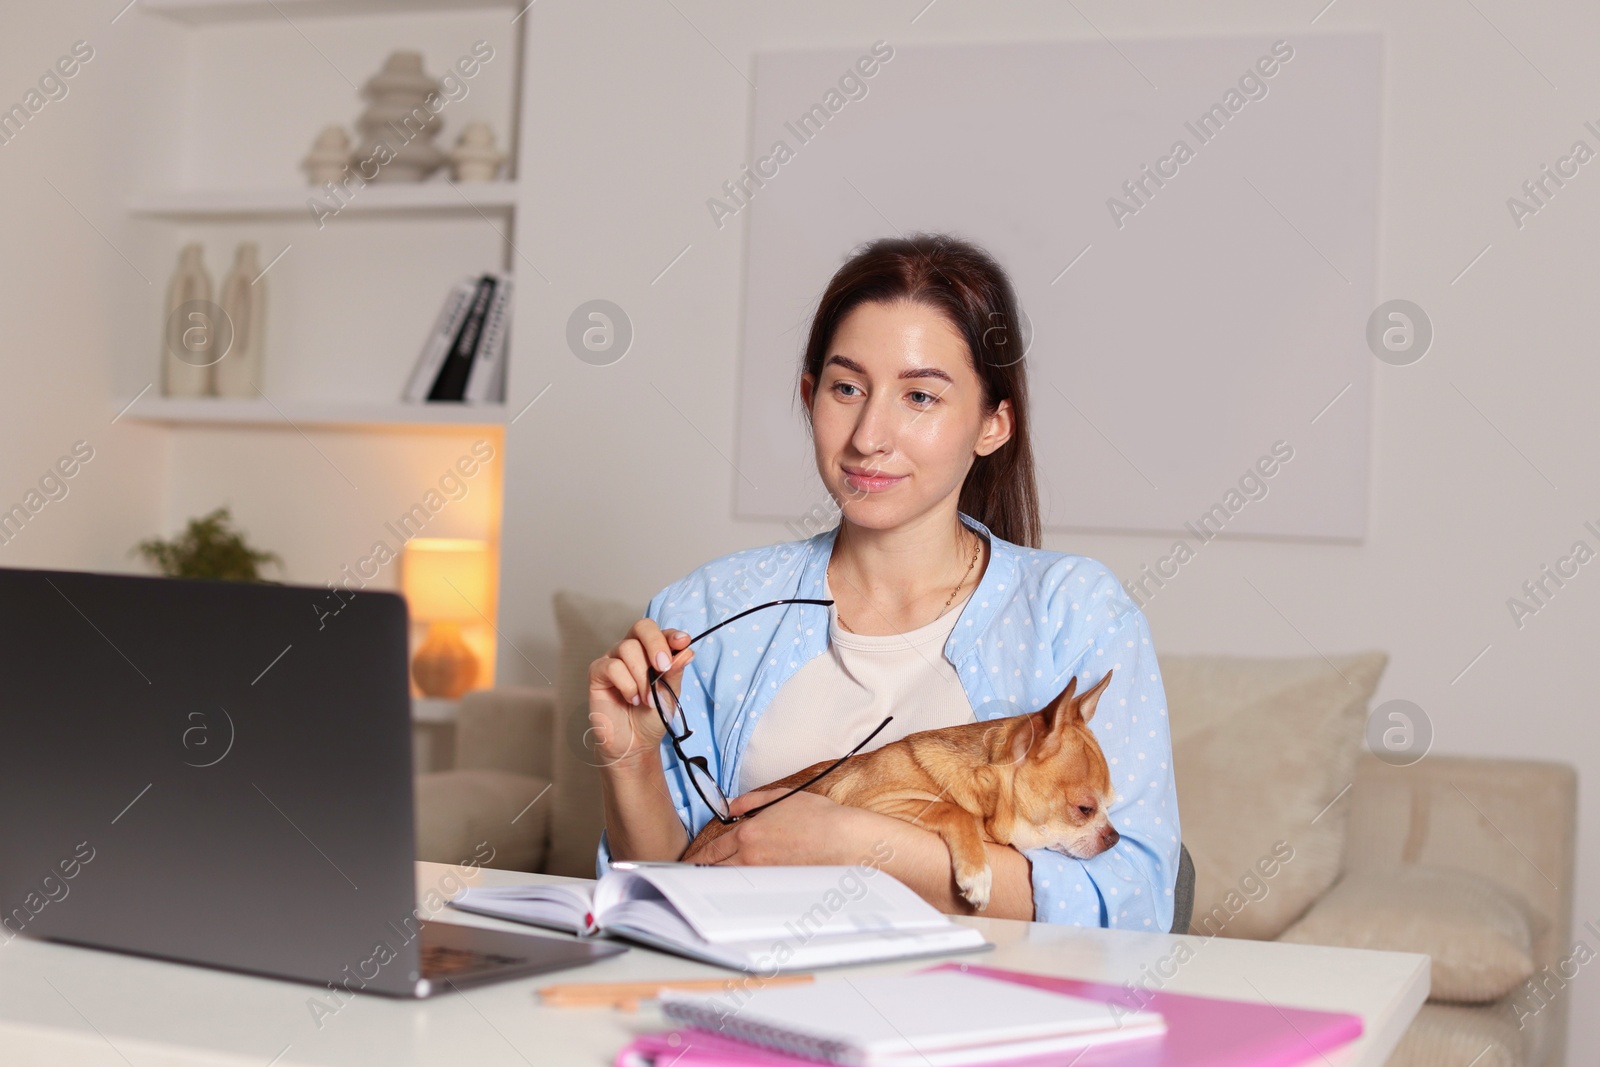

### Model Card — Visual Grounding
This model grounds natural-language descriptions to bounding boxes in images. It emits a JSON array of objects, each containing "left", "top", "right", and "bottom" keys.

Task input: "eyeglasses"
[{"left": 646, "top": 597, "right": 893, "bottom": 826}]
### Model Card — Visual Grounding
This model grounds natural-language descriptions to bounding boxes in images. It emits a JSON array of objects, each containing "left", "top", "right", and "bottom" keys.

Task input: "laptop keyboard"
[{"left": 420, "top": 944, "right": 524, "bottom": 979}]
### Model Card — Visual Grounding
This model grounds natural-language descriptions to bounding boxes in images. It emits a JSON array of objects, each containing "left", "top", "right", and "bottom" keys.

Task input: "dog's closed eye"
[{"left": 1076, "top": 804, "right": 1096, "bottom": 817}]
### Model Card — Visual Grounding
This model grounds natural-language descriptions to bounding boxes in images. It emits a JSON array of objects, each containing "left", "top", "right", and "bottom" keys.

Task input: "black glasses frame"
[{"left": 646, "top": 597, "right": 893, "bottom": 826}]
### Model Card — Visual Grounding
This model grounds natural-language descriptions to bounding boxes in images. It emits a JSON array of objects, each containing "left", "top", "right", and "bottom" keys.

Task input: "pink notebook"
[{"left": 613, "top": 962, "right": 1363, "bottom": 1067}]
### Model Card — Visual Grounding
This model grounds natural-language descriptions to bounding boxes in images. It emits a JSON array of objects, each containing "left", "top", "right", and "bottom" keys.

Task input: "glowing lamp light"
[{"left": 401, "top": 538, "right": 491, "bottom": 699}]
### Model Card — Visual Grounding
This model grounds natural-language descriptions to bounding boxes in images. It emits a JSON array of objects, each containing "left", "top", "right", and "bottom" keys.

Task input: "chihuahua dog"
[{"left": 685, "top": 670, "right": 1120, "bottom": 911}]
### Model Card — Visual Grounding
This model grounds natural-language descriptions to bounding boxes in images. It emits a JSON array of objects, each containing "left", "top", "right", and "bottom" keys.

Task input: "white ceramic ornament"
[
  {"left": 353, "top": 51, "right": 447, "bottom": 182},
  {"left": 215, "top": 242, "right": 266, "bottom": 398},
  {"left": 161, "top": 243, "right": 215, "bottom": 398},
  {"left": 449, "top": 122, "right": 506, "bottom": 182},
  {"left": 303, "top": 125, "right": 354, "bottom": 185}
]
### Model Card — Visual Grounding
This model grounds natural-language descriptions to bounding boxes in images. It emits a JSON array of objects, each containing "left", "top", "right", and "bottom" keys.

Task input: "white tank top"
[{"left": 735, "top": 580, "right": 976, "bottom": 794}]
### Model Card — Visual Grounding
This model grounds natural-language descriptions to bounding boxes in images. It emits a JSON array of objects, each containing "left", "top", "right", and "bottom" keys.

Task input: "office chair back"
[{"left": 1171, "top": 842, "right": 1195, "bottom": 934}]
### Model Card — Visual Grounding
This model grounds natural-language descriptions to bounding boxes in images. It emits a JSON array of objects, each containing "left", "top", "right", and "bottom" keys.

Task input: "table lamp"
[{"left": 401, "top": 538, "right": 492, "bottom": 699}]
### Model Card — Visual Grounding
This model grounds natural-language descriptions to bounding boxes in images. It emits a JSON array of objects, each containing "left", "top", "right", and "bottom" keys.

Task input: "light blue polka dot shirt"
[{"left": 595, "top": 514, "right": 1183, "bottom": 932}]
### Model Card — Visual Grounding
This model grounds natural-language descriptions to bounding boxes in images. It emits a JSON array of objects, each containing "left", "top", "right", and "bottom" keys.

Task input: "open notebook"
[
  {"left": 448, "top": 864, "right": 989, "bottom": 972},
  {"left": 658, "top": 970, "right": 1165, "bottom": 1067}
]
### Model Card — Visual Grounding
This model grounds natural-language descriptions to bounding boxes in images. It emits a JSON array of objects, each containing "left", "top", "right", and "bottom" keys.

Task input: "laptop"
[{"left": 0, "top": 565, "right": 624, "bottom": 996}]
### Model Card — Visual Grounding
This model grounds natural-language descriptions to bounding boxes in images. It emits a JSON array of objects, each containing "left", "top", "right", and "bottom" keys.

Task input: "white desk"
[{"left": 0, "top": 862, "right": 1428, "bottom": 1066}]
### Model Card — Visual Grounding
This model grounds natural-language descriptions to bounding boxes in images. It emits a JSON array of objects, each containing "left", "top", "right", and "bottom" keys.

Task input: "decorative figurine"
[
  {"left": 302, "top": 125, "right": 354, "bottom": 185},
  {"left": 449, "top": 122, "right": 506, "bottom": 182},
  {"left": 353, "top": 51, "right": 447, "bottom": 182}
]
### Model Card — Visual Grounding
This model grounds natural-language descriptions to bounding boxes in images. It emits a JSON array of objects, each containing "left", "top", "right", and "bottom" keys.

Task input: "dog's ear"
[
  {"left": 1005, "top": 715, "right": 1039, "bottom": 766},
  {"left": 1045, "top": 670, "right": 1113, "bottom": 735},
  {"left": 1040, "top": 676, "right": 1077, "bottom": 732},
  {"left": 1040, "top": 675, "right": 1080, "bottom": 737},
  {"left": 1072, "top": 669, "right": 1114, "bottom": 726}
]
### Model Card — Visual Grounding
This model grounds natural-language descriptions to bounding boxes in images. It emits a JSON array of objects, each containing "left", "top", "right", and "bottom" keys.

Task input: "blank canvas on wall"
[{"left": 732, "top": 32, "right": 1380, "bottom": 541}]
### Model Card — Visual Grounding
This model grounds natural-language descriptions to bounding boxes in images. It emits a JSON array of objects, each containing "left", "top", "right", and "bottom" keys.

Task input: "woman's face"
[{"left": 801, "top": 299, "right": 1013, "bottom": 533}]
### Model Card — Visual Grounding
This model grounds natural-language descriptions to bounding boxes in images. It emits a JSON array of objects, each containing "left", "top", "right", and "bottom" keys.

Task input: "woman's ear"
[
  {"left": 975, "top": 397, "right": 1014, "bottom": 457},
  {"left": 800, "top": 372, "right": 817, "bottom": 414}
]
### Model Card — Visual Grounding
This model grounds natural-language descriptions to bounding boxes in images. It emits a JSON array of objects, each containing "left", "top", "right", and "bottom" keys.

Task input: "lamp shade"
[{"left": 401, "top": 538, "right": 491, "bottom": 623}]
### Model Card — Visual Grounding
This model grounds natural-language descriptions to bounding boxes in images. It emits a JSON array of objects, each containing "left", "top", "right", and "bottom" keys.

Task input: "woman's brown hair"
[{"left": 800, "top": 232, "right": 1042, "bottom": 548}]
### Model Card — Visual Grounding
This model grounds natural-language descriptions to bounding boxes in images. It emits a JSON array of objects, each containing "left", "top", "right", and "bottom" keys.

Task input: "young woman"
[{"left": 588, "top": 234, "right": 1181, "bottom": 928}]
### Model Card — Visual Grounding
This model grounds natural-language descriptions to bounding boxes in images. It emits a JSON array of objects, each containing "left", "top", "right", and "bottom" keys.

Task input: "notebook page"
[{"left": 609, "top": 865, "right": 954, "bottom": 945}]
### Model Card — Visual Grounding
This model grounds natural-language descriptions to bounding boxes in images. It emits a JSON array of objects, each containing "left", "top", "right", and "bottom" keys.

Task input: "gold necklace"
[{"left": 828, "top": 530, "right": 981, "bottom": 634}]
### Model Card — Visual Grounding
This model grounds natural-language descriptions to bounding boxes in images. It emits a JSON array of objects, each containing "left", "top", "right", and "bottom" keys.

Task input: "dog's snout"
[{"left": 1100, "top": 826, "right": 1119, "bottom": 849}]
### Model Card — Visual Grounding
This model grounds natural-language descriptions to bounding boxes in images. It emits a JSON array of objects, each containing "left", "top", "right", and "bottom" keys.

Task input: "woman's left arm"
[
  {"left": 682, "top": 788, "right": 1036, "bottom": 919},
  {"left": 845, "top": 807, "right": 1036, "bottom": 920},
  {"left": 1025, "top": 594, "right": 1183, "bottom": 931}
]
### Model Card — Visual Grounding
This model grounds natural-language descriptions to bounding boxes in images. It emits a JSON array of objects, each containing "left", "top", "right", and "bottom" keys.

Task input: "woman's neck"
[{"left": 827, "top": 504, "right": 984, "bottom": 632}]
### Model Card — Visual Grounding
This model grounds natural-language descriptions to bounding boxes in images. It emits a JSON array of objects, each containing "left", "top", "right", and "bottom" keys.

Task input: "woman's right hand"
[{"left": 587, "top": 618, "right": 694, "bottom": 772}]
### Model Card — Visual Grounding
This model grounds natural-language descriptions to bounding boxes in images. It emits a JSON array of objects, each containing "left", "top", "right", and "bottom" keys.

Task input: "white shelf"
[
  {"left": 129, "top": 182, "right": 518, "bottom": 220},
  {"left": 142, "top": 0, "right": 518, "bottom": 24},
  {"left": 115, "top": 396, "right": 506, "bottom": 430},
  {"left": 411, "top": 697, "right": 460, "bottom": 724}
]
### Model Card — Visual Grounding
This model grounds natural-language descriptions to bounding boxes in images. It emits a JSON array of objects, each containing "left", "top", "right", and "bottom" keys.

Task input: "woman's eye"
[
  {"left": 907, "top": 390, "right": 938, "bottom": 406},
  {"left": 833, "top": 382, "right": 862, "bottom": 398}
]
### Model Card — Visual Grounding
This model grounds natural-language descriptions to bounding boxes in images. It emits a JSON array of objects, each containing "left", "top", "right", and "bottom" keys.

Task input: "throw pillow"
[
  {"left": 547, "top": 590, "right": 647, "bottom": 878},
  {"left": 1279, "top": 865, "right": 1537, "bottom": 1003},
  {"left": 1166, "top": 650, "right": 1388, "bottom": 940},
  {"left": 413, "top": 769, "right": 552, "bottom": 873}
]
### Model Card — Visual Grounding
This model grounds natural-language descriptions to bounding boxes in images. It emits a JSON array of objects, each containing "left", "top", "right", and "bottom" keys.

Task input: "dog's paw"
[{"left": 956, "top": 863, "right": 992, "bottom": 911}]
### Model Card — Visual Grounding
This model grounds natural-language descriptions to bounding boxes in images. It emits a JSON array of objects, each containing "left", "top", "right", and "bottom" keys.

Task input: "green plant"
[{"left": 133, "top": 506, "right": 282, "bottom": 582}]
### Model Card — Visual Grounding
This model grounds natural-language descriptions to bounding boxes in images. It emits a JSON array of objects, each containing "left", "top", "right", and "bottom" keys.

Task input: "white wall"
[
  {"left": 0, "top": 6, "right": 173, "bottom": 572},
  {"left": 500, "top": 0, "right": 1600, "bottom": 1054}
]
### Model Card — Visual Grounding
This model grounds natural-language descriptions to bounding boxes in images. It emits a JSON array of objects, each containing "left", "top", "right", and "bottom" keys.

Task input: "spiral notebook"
[
  {"left": 654, "top": 970, "right": 1163, "bottom": 1066},
  {"left": 617, "top": 962, "right": 1364, "bottom": 1067}
]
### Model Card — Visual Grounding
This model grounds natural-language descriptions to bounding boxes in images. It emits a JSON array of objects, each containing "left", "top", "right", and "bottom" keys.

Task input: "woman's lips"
[{"left": 844, "top": 470, "right": 908, "bottom": 495}]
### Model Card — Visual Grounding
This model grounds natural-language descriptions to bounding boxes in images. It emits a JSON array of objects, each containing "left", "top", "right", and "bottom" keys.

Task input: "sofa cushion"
[
  {"left": 414, "top": 769, "right": 551, "bottom": 873},
  {"left": 1385, "top": 998, "right": 1536, "bottom": 1067},
  {"left": 549, "top": 590, "right": 646, "bottom": 878},
  {"left": 1164, "top": 651, "right": 1388, "bottom": 940},
  {"left": 1279, "top": 865, "right": 1536, "bottom": 1003},
  {"left": 455, "top": 686, "right": 557, "bottom": 782}
]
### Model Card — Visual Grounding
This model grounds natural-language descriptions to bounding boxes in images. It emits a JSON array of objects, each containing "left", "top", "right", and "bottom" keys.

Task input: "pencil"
[{"left": 537, "top": 973, "right": 814, "bottom": 1009}]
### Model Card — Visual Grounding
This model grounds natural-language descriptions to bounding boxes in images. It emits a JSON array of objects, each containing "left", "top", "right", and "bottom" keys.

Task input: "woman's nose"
[{"left": 850, "top": 396, "right": 893, "bottom": 457}]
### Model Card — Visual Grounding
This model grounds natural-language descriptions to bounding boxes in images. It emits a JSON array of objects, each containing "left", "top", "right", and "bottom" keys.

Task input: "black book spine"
[{"left": 427, "top": 275, "right": 497, "bottom": 402}]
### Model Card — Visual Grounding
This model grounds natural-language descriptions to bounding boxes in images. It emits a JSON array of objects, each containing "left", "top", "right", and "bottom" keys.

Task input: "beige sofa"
[
  {"left": 416, "top": 594, "right": 1577, "bottom": 1067},
  {"left": 1333, "top": 753, "right": 1576, "bottom": 1066}
]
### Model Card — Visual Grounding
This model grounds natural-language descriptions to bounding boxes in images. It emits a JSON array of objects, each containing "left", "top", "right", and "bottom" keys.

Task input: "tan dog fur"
[{"left": 685, "top": 670, "right": 1120, "bottom": 911}]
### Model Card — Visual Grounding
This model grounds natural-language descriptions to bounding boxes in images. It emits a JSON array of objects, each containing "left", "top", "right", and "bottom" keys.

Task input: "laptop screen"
[{"left": 0, "top": 567, "right": 425, "bottom": 995}]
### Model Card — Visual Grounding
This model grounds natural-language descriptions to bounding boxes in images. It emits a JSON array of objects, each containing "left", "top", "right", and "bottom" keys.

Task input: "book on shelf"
[
  {"left": 447, "top": 863, "right": 990, "bottom": 973},
  {"left": 402, "top": 279, "right": 475, "bottom": 402},
  {"left": 463, "top": 273, "right": 512, "bottom": 403},
  {"left": 402, "top": 272, "right": 511, "bottom": 404},
  {"left": 427, "top": 273, "right": 496, "bottom": 402}
]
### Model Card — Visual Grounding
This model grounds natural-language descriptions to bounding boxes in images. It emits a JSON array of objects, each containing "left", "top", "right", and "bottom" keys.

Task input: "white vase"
[
  {"left": 161, "top": 243, "right": 215, "bottom": 398},
  {"left": 215, "top": 243, "right": 265, "bottom": 398}
]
